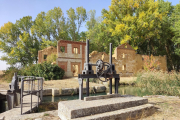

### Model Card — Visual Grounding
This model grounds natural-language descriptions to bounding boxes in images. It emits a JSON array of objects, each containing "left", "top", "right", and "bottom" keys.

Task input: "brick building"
[
  {"left": 38, "top": 40, "right": 86, "bottom": 77},
  {"left": 38, "top": 41, "right": 167, "bottom": 77},
  {"left": 90, "top": 43, "right": 167, "bottom": 77}
]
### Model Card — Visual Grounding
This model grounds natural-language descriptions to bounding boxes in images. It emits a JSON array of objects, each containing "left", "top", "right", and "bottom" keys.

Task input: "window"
[
  {"left": 125, "top": 44, "right": 127, "bottom": 48},
  {"left": 44, "top": 55, "right": 47, "bottom": 60},
  {"left": 122, "top": 65, "right": 126, "bottom": 71},
  {"left": 122, "top": 53, "right": 125, "bottom": 58},
  {"left": 60, "top": 46, "right": 65, "bottom": 53},
  {"left": 74, "top": 47, "right": 78, "bottom": 54}
]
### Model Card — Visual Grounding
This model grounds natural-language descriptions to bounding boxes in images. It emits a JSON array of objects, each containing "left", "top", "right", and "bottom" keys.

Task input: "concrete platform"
[
  {"left": 0, "top": 95, "right": 40, "bottom": 120},
  {"left": 58, "top": 94, "right": 155, "bottom": 120}
]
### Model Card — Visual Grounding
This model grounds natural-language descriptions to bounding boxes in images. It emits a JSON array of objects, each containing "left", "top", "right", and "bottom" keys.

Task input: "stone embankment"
[{"left": 43, "top": 85, "right": 106, "bottom": 96}]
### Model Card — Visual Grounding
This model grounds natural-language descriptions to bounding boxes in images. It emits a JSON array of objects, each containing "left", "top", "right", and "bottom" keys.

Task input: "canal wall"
[{"left": 43, "top": 85, "right": 106, "bottom": 96}]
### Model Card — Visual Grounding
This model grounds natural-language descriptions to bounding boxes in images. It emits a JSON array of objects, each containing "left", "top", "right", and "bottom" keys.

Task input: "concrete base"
[{"left": 58, "top": 94, "right": 155, "bottom": 120}]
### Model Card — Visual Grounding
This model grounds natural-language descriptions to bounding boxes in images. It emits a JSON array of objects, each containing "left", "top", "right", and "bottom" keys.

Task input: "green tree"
[
  {"left": 103, "top": 0, "right": 163, "bottom": 50},
  {"left": 32, "top": 7, "right": 70, "bottom": 49},
  {"left": 67, "top": 6, "right": 87, "bottom": 41},
  {"left": 86, "top": 10, "right": 120, "bottom": 53},
  {"left": 0, "top": 16, "right": 40, "bottom": 66}
]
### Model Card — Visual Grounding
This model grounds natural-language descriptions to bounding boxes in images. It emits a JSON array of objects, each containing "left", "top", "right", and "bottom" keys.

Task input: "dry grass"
[
  {"left": 142, "top": 95, "right": 180, "bottom": 120},
  {"left": 43, "top": 77, "right": 103, "bottom": 89},
  {"left": 136, "top": 70, "right": 180, "bottom": 96},
  {"left": 0, "top": 77, "right": 104, "bottom": 91}
]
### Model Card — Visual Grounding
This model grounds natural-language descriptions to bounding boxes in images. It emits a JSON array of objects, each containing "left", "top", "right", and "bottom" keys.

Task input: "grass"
[
  {"left": 136, "top": 70, "right": 180, "bottom": 96},
  {"left": 44, "top": 113, "right": 50, "bottom": 116}
]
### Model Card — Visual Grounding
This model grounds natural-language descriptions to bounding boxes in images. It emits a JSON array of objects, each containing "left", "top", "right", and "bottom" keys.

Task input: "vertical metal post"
[
  {"left": 86, "top": 39, "right": 89, "bottom": 64},
  {"left": 21, "top": 78, "right": 24, "bottom": 115},
  {"left": 31, "top": 80, "right": 33, "bottom": 112},
  {"left": 41, "top": 78, "right": 43, "bottom": 101},
  {"left": 115, "top": 78, "right": 119, "bottom": 94},
  {"left": 86, "top": 39, "right": 89, "bottom": 96},
  {"left": 109, "top": 80, "right": 112, "bottom": 94},
  {"left": 78, "top": 78, "right": 83, "bottom": 100},
  {"left": 109, "top": 43, "right": 112, "bottom": 94},
  {"left": 86, "top": 79, "right": 89, "bottom": 96},
  {"left": 37, "top": 79, "right": 39, "bottom": 107},
  {"left": 28, "top": 79, "right": 30, "bottom": 94}
]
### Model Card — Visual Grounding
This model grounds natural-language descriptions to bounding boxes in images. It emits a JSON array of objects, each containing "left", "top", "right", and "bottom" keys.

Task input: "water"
[
  {"left": 42, "top": 86, "right": 153, "bottom": 103},
  {"left": 0, "top": 100, "right": 8, "bottom": 113}
]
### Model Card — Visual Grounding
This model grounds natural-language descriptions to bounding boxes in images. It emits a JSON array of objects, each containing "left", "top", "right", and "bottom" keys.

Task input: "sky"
[{"left": 0, "top": 0, "right": 179, "bottom": 70}]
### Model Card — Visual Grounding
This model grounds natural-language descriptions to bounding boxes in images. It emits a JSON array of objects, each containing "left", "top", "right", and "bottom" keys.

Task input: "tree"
[
  {"left": 0, "top": 16, "right": 40, "bottom": 67},
  {"left": 86, "top": 10, "right": 120, "bottom": 53},
  {"left": 103, "top": 0, "right": 163, "bottom": 50},
  {"left": 67, "top": 7, "right": 87, "bottom": 41},
  {"left": 32, "top": 7, "right": 70, "bottom": 49}
]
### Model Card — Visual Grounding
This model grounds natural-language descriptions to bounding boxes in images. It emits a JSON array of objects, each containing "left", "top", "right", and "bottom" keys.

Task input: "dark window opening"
[
  {"left": 44, "top": 55, "right": 47, "bottom": 60},
  {"left": 60, "top": 46, "right": 65, "bottom": 53}
]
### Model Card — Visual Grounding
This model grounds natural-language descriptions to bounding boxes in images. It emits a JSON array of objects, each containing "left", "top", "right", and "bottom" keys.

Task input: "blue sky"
[{"left": 0, "top": 0, "right": 179, "bottom": 70}]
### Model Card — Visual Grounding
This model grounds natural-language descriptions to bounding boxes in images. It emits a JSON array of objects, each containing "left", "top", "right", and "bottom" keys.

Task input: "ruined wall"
[
  {"left": 38, "top": 46, "right": 57, "bottom": 63},
  {"left": 57, "top": 40, "right": 86, "bottom": 77},
  {"left": 38, "top": 42, "right": 167, "bottom": 77},
  {"left": 89, "top": 43, "right": 167, "bottom": 77}
]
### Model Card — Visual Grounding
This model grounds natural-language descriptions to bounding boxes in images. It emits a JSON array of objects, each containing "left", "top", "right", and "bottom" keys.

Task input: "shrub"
[
  {"left": 136, "top": 70, "right": 180, "bottom": 96},
  {"left": 143, "top": 55, "right": 161, "bottom": 71},
  {"left": 1, "top": 67, "right": 19, "bottom": 82},
  {"left": 19, "top": 62, "right": 65, "bottom": 80}
]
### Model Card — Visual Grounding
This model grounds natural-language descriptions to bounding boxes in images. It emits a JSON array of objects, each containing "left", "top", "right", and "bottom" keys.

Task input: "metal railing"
[{"left": 19, "top": 76, "right": 43, "bottom": 114}]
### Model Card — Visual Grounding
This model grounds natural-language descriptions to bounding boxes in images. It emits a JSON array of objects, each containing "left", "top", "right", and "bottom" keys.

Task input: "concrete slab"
[
  {"left": 0, "top": 95, "right": 40, "bottom": 120},
  {"left": 58, "top": 95, "right": 148, "bottom": 119},
  {"left": 84, "top": 94, "right": 121, "bottom": 101},
  {"left": 73, "top": 104, "right": 155, "bottom": 120}
]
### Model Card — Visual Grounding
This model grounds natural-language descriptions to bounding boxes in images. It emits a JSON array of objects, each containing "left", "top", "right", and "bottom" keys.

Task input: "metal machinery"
[{"left": 78, "top": 40, "right": 120, "bottom": 100}]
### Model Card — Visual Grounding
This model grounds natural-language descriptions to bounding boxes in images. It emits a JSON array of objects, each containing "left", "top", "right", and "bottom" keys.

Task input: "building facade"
[
  {"left": 90, "top": 44, "right": 167, "bottom": 77},
  {"left": 38, "top": 41, "right": 167, "bottom": 77}
]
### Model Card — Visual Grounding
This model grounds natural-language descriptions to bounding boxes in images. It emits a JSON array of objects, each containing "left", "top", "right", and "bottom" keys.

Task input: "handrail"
[{"left": 20, "top": 76, "right": 43, "bottom": 114}]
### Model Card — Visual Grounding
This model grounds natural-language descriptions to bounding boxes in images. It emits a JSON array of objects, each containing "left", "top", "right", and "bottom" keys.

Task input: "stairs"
[{"left": 58, "top": 94, "right": 155, "bottom": 120}]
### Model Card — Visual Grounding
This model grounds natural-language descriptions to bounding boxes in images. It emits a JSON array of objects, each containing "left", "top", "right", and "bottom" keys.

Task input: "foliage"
[
  {"left": 46, "top": 53, "right": 57, "bottom": 63},
  {"left": 0, "top": 16, "right": 40, "bottom": 66},
  {"left": 1, "top": 67, "right": 19, "bottom": 82},
  {"left": 1, "top": 1, "right": 180, "bottom": 72},
  {"left": 102, "top": 0, "right": 163, "bottom": 50},
  {"left": 19, "top": 62, "right": 65, "bottom": 80},
  {"left": 143, "top": 55, "right": 161, "bottom": 71},
  {"left": 136, "top": 70, "right": 180, "bottom": 96},
  {"left": 0, "top": 7, "right": 87, "bottom": 68},
  {"left": 86, "top": 10, "right": 119, "bottom": 53},
  {"left": 67, "top": 6, "right": 87, "bottom": 41}
]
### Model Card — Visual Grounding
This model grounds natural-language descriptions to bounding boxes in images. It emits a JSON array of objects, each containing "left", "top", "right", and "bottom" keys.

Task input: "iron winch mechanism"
[{"left": 78, "top": 39, "right": 120, "bottom": 100}]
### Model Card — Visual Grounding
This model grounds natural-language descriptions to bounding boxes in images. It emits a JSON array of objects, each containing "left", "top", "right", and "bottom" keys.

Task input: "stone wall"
[
  {"left": 89, "top": 43, "right": 167, "bottom": 77},
  {"left": 38, "top": 46, "right": 57, "bottom": 63}
]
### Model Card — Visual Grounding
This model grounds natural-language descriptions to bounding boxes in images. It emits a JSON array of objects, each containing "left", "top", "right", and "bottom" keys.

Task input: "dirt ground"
[
  {"left": 43, "top": 77, "right": 103, "bottom": 89},
  {"left": 142, "top": 95, "right": 180, "bottom": 120}
]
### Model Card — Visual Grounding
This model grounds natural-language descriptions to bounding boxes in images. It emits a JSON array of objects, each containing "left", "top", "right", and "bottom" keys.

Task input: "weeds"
[
  {"left": 44, "top": 113, "right": 50, "bottom": 116},
  {"left": 136, "top": 70, "right": 180, "bottom": 96}
]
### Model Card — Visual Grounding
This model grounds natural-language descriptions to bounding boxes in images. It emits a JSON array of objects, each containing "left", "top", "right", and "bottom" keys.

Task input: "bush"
[
  {"left": 1, "top": 67, "right": 19, "bottom": 82},
  {"left": 136, "top": 70, "right": 180, "bottom": 96},
  {"left": 19, "top": 62, "right": 65, "bottom": 80}
]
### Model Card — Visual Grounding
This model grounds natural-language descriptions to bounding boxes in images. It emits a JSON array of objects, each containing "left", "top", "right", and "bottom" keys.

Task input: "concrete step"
[
  {"left": 72, "top": 104, "right": 155, "bottom": 120},
  {"left": 58, "top": 95, "right": 148, "bottom": 120}
]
